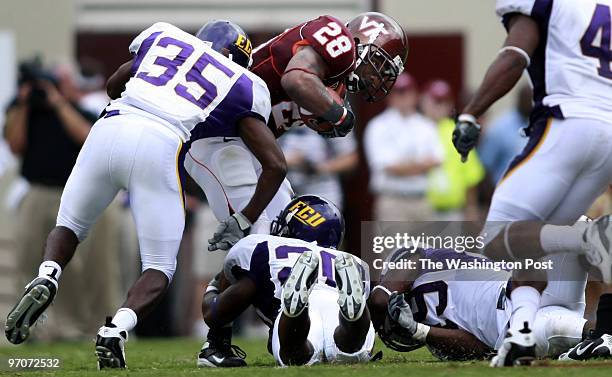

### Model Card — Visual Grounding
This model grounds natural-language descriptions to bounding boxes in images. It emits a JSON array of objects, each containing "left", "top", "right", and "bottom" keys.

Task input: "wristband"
[
  {"left": 321, "top": 102, "right": 346, "bottom": 124},
  {"left": 413, "top": 323, "right": 431, "bottom": 342},
  {"left": 458, "top": 114, "right": 478, "bottom": 125},
  {"left": 333, "top": 107, "right": 348, "bottom": 126},
  {"left": 205, "top": 285, "right": 219, "bottom": 294},
  {"left": 232, "top": 212, "right": 252, "bottom": 231},
  {"left": 499, "top": 46, "right": 531, "bottom": 67},
  {"left": 372, "top": 285, "right": 393, "bottom": 297}
]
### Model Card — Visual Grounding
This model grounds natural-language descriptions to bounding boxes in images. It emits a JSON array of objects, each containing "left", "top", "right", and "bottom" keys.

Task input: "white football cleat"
[
  {"left": 582, "top": 215, "right": 612, "bottom": 284},
  {"left": 335, "top": 253, "right": 365, "bottom": 321},
  {"left": 490, "top": 322, "right": 536, "bottom": 367},
  {"left": 282, "top": 251, "right": 319, "bottom": 318}
]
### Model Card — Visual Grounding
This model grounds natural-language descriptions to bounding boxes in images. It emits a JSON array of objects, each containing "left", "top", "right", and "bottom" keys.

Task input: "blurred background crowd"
[{"left": 0, "top": 0, "right": 610, "bottom": 343}]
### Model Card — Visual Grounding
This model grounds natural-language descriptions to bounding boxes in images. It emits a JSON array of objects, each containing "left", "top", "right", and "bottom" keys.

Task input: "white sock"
[
  {"left": 38, "top": 261, "right": 62, "bottom": 288},
  {"left": 112, "top": 308, "right": 138, "bottom": 331},
  {"left": 540, "top": 224, "right": 586, "bottom": 255},
  {"left": 509, "top": 286, "right": 540, "bottom": 332}
]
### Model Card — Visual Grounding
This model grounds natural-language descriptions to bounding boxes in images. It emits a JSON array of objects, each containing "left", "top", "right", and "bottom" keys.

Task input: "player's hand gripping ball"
[{"left": 300, "top": 85, "right": 355, "bottom": 138}]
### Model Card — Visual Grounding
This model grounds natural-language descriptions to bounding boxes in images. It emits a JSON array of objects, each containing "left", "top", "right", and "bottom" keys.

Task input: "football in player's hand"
[{"left": 299, "top": 86, "right": 345, "bottom": 133}]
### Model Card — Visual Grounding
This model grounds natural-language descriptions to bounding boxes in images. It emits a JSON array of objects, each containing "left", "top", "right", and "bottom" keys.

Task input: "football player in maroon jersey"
[
  {"left": 253, "top": 12, "right": 409, "bottom": 137},
  {"left": 195, "top": 13, "right": 409, "bottom": 368}
]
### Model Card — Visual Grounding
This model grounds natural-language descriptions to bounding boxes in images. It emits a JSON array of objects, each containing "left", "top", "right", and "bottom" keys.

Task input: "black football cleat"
[
  {"left": 197, "top": 327, "right": 247, "bottom": 367},
  {"left": 490, "top": 322, "right": 536, "bottom": 367},
  {"left": 95, "top": 316, "right": 128, "bottom": 369},
  {"left": 559, "top": 330, "right": 612, "bottom": 361},
  {"left": 5, "top": 277, "right": 57, "bottom": 344}
]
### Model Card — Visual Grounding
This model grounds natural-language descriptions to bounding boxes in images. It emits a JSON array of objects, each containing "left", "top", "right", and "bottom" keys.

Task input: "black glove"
[
  {"left": 452, "top": 114, "right": 481, "bottom": 162},
  {"left": 378, "top": 292, "right": 427, "bottom": 352},
  {"left": 318, "top": 101, "right": 355, "bottom": 138}
]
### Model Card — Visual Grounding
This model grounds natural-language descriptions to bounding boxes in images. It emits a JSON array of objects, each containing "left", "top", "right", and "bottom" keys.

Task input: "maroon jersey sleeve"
[{"left": 300, "top": 15, "right": 356, "bottom": 80}]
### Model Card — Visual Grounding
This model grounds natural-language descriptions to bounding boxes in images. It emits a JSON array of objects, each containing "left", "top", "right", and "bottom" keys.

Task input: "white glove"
[
  {"left": 208, "top": 212, "right": 252, "bottom": 251},
  {"left": 386, "top": 292, "right": 430, "bottom": 343}
]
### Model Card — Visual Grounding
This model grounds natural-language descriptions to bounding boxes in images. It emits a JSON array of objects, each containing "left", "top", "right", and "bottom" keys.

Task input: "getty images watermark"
[{"left": 360, "top": 221, "right": 556, "bottom": 281}]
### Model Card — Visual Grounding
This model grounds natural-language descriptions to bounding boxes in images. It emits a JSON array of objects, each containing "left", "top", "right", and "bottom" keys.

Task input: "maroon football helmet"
[{"left": 346, "top": 12, "right": 409, "bottom": 102}]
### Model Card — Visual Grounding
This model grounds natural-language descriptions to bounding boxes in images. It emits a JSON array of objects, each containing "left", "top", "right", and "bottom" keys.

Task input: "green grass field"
[{"left": 1, "top": 337, "right": 611, "bottom": 377}]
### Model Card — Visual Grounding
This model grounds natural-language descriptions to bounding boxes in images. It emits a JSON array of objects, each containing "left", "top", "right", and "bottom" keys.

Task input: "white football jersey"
[
  {"left": 409, "top": 268, "right": 512, "bottom": 351},
  {"left": 496, "top": 0, "right": 612, "bottom": 124},
  {"left": 108, "top": 22, "right": 271, "bottom": 141},
  {"left": 224, "top": 234, "right": 370, "bottom": 325}
]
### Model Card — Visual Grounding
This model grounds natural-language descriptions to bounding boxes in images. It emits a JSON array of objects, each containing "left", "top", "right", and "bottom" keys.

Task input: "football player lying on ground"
[
  {"left": 194, "top": 11, "right": 409, "bottom": 366},
  {"left": 197, "top": 195, "right": 375, "bottom": 367},
  {"left": 369, "top": 217, "right": 612, "bottom": 365},
  {"left": 5, "top": 20, "right": 286, "bottom": 369}
]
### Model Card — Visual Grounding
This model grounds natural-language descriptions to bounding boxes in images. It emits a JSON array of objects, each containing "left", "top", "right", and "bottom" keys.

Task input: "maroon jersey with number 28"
[{"left": 251, "top": 15, "right": 356, "bottom": 135}]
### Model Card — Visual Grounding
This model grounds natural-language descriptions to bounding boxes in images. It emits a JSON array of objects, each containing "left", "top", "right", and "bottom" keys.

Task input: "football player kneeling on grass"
[{"left": 198, "top": 195, "right": 375, "bottom": 367}]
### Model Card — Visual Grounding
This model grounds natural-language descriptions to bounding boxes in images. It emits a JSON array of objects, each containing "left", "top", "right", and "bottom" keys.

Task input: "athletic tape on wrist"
[
  {"left": 205, "top": 285, "right": 219, "bottom": 294},
  {"left": 414, "top": 323, "right": 431, "bottom": 342},
  {"left": 372, "top": 285, "right": 393, "bottom": 296},
  {"left": 458, "top": 114, "right": 479, "bottom": 127}
]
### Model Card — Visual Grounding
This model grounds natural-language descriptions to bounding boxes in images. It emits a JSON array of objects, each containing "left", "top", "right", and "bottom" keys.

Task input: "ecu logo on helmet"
[
  {"left": 288, "top": 201, "right": 327, "bottom": 228},
  {"left": 235, "top": 34, "right": 252, "bottom": 56}
]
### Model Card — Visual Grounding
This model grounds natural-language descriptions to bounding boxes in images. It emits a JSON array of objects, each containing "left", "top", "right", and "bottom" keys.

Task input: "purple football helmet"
[
  {"left": 196, "top": 20, "right": 253, "bottom": 68},
  {"left": 271, "top": 195, "right": 345, "bottom": 249}
]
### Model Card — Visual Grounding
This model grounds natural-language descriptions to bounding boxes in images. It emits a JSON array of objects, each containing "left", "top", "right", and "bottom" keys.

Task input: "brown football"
[{"left": 299, "top": 86, "right": 345, "bottom": 133}]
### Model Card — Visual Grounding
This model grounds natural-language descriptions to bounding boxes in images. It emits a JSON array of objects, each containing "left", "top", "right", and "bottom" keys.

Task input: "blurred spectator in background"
[
  {"left": 364, "top": 73, "right": 442, "bottom": 221},
  {"left": 281, "top": 126, "right": 357, "bottom": 209},
  {"left": 76, "top": 57, "right": 109, "bottom": 116},
  {"left": 422, "top": 79, "right": 484, "bottom": 220},
  {"left": 4, "top": 60, "right": 121, "bottom": 340},
  {"left": 478, "top": 85, "right": 531, "bottom": 185}
]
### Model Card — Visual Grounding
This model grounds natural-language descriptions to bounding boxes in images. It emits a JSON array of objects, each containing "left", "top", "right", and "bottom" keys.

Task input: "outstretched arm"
[
  {"left": 238, "top": 116, "right": 287, "bottom": 224},
  {"left": 454, "top": 14, "right": 540, "bottom": 161},
  {"left": 206, "top": 117, "right": 286, "bottom": 251}
]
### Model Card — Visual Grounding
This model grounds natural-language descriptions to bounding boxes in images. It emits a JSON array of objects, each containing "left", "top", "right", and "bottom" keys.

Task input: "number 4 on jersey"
[
  {"left": 581, "top": 4, "right": 612, "bottom": 79},
  {"left": 313, "top": 22, "right": 352, "bottom": 58}
]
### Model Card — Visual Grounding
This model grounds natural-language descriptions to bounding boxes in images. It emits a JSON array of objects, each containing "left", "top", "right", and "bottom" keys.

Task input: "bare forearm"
[
  {"left": 463, "top": 15, "right": 539, "bottom": 118},
  {"left": 281, "top": 46, "right": 338, "bottom": 119},
  {"left": 426, "top": 327, "right": 491, "bottom": 360},
  {"left": 282, "top": 71, "right": 335, "bottom": 117},
  {"left": 55, "top": 103, "right": 91, "bottom": 144},
  {"left": 4, "top": 105, "right": 28, "bottom": 155},
  {"left": 202, "top": 276, "right": 256, "bottom": 328},
  {"left": 240, "top": 167, "right": 285, "bottom": 224},
  {"left": 238, "top": 117, "right": 287, "bottom": 224},
  {"left": 462, "top": 53, "right": 526, "bottom": 118}
]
